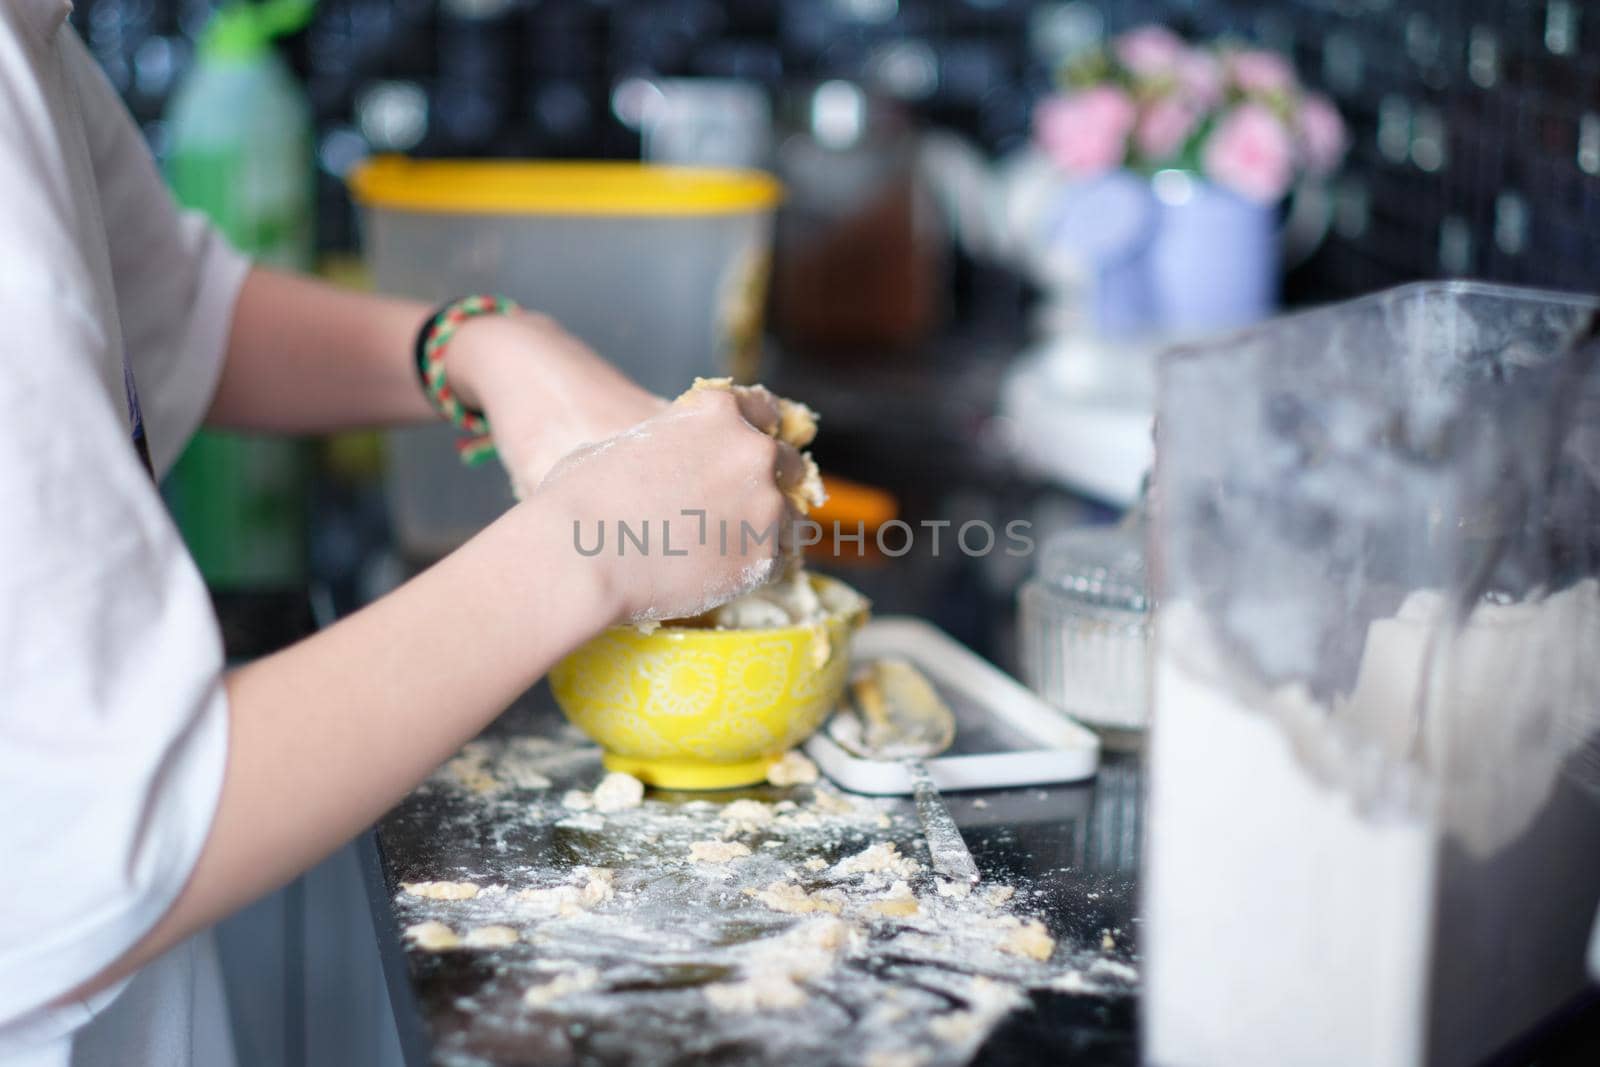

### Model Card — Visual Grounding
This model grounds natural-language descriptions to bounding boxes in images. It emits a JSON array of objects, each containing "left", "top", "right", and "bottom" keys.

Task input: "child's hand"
[
  {"left": 530, "top": 387, "right": 806, "bottom": 626},
  {"left": 445, "top": 311, "right": 666, "bottom": 498}
]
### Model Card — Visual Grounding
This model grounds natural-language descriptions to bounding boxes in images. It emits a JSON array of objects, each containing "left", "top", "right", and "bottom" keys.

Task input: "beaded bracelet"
[{"left": 414, "top": 294, "right": 521, "bottom": 466}]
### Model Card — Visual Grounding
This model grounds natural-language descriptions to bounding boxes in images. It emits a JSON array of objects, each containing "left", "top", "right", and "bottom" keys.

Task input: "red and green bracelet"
[{"left": 414, "top": 294, "right": 521, "bottom": 466}]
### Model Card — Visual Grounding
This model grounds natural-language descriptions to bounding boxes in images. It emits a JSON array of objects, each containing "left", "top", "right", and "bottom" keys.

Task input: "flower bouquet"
[
  {"left": 1011, "top": 25, "right": 1351, "bottom": 339},
  {"left": 1035, "top": 24, "right": 1348, "bottom": 203}
]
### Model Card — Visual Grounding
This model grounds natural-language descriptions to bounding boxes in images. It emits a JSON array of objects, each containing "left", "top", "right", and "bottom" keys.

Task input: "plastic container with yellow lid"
[{"left": 348, "top": 157, "right": 782, "bottom": 557}]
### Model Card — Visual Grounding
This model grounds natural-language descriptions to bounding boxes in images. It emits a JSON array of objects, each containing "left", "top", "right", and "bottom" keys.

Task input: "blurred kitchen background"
[{"left": 75, "top": 0, "right": 1600, "bottom": 673}]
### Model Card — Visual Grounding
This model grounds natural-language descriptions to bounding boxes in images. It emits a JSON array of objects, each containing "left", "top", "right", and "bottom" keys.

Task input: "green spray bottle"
[{"left": 164, "top": 0, "right": 316, "bottom": 589}]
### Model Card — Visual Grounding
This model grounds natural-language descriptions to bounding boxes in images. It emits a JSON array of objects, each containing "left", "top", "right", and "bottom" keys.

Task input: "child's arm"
[
  {"left": 69, "top": 386, "right": 798, "bottom": 1000},
  {"left": 210, "top": 267, "right": 665, "bottom": 494}
]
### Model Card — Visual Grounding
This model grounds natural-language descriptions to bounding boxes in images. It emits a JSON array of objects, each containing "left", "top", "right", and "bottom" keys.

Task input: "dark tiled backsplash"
[{"left": 74, "top": 0, "right": 1600, "bottom": 302}]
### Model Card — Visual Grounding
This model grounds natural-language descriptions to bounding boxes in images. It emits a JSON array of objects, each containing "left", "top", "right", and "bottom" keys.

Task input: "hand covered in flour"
[
  {"left": 532, "top": 386, "right": 810, "bottom": 626},
  {"left": 444, "top": 311, "right": 666, "bottom": 498}
]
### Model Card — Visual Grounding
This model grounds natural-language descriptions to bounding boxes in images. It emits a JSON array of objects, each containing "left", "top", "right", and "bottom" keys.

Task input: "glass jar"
[{"left": 1018, "top": 515, "right": 1150, "bottom": 746}]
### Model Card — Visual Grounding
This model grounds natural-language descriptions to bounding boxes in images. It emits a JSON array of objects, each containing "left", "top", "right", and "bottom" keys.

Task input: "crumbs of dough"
[
  {"left": 983, "top": 884, "right": 1015, "bottom": 907},
  {"left": 833, "top": 842, "right": 920, "bottom": 881},
  {"left": 400, "top": 880, "right": 480, "bottom": 901},
  {"left": 766, "top": 751, "right": 819, "bottom": 787},
  {"left": 690, "top": 840, "right": 752, "bottom": 864},
  {"left": 523, "top": 967, "right": 600, "bottom": 1007},
  {"left": 867, "top": 881, "right": 920, "bottom": 919},
  {"left": 517, "top": 868, "right": 614, "bottom": 916},
  {"left": 995, "top": 917, "right": 1056, "bottom": 961},
  {"left": 591, "top": 772, "right": 646, "bottom": 812},
  {"left": 719, "top": 799, "right": 775, "bottom": 832},
  {"left": 746, "top": 881, "right": 842, "bottom": 915},
  {"left": 704, "top": 973, "right": 807, "bottom": 1012},
  {"left": 802, "top": 857, "right": 828, "bottom": 872},
  {"left": 462, "top": 925, "right": 519, "bottom": 949},
  {"left": 404, "top": 920, "right": 460, "bottom": 951},
  {"left": 867, "top": 1053, "right": 928, "bottom": 1067},
  {"left": 808, "top": 788, "right": 855, "bottom": 815},
  {"left": 936, "top": 879, "right": 973, "bottom": 899}
]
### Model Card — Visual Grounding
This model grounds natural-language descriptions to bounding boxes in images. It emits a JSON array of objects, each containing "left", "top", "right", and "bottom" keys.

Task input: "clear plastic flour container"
[
  {"left": 1144, "top": 281, "right": 1600, "bottom": 1067},
  {"left": 349, "top": 157, "right": 781, "bottom": 557}
]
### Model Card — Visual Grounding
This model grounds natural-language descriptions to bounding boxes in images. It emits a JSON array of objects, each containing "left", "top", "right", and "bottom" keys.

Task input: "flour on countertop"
[{"left": 394, "top": 730, "right": 1132, "bottom": 1067}]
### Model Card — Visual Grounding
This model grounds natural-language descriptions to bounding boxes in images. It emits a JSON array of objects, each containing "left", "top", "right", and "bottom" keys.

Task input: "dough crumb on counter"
[
  {"left": 936, "top": 879, "right": 973, "bottom": 899},
  {"left": 995, "top": 917, "right": 1056, "bottom": 962},
  {"left": 809, "top": 788, "right": 855, "bottom": 815},
  {"left": 578, "top": 867, "right": 616, "bottom": 907},
  {"left": 982, "top": 884, "right": 1015, "bottom": 907},
  {"left": 747, "top": 880, "right": 843, "bottom": 916},
  {"left": 462, "top": 925, "right": 519, "bottom": 949},
  {"left": 867, "top": 881, "right": 921, "bottom": 919},
  {"left": 766, "top": 751, "right": 819, "bottom": 787},
  {"left": 719, "top": 799, "right": 775, "bottom": 832},
  {"left": 523, "top": 967, "right": 600, "bottom": 1007},
  {"left": 691, "top": 840, "right": 753, "bottom": 864},
  {"left": 591, "top": 772, "right": 645, "bottom": 812},
  {"left": 400, "top": 880, "right": 480, "bottom": 901},
  {"left": 704, "top": 973, "right": 808, "bottom": 1013},
  {"left": 403, "top": 921, "right": 460, "bottom": 951},
  {"left": 516, "top": 868, "right": 614, "bottom": 917},
  {"left": 802, "top": 857, "right": 828, "bottom": 872},
  {"left": 866, "top": 1052, "right": 928, "bottom": 1067},
  {"left": 561, "top": 789, "right": 594, "bottom": 812},
  {"left": 833, "top": 842, "right": 921, "bottom": 881}
]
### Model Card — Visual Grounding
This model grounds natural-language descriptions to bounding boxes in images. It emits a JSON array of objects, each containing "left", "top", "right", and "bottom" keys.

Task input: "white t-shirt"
[{"left": 0, "top": 1, "right": 249, "bottom": 1063}]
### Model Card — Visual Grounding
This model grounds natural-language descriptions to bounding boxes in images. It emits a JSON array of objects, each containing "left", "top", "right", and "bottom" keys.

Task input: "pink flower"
[
  {"left": 1034, "top": 88, "right": 1137, "bottom": 176},
  {"left": 1114, "top": 25, "right": 1187, "bottom": 78},
  {"left": 1228, "top": 48, "right": 1297, "bottom": 96},
  {"left": 1175, "top": 49, "right": 1224, "bottom": 108},
  {"left": 1135, "top": 96, "right": 1200, "bottom": 162},
  {"left": 1297, "top": 92, "right": 1348, "bottom": 175},
  {"left": 1202, "top": 103, "right": 1295, "bottom": 202}
]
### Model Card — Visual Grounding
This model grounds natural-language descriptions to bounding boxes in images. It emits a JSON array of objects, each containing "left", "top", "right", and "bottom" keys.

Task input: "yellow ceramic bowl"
[{"left": 550, "top": 576, "right": 868, "bottom": 790}]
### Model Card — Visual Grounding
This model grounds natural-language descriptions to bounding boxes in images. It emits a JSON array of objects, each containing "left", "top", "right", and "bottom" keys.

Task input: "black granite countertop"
[{"left": 362, "top": 685, "right": 1142, "bottom": 1067}]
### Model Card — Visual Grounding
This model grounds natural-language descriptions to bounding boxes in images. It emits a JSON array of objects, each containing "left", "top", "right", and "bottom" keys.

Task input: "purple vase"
[{"left": 1145, "top": 170, "right": 1276, "bottom": 335}]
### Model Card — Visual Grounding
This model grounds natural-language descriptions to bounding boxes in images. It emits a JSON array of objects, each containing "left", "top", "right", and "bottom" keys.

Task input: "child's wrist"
[{"left": 510, "top": 487, "right": 631, "bottom": 631}]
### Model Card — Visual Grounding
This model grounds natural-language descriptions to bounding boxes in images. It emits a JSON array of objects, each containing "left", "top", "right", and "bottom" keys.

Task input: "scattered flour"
[
  {"left": 390, "top": 736, "right": 1108, "bottom": 1067},
  {"left": 982, "top": 885, "right": 1015, "bottom": 907}
]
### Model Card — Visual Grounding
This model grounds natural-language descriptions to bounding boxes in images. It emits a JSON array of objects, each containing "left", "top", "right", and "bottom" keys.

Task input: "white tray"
[{"left": 805, "top": 617, "right": 1101, "bottom": 795}]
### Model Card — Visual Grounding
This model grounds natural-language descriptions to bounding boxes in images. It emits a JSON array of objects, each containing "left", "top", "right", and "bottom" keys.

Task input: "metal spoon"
[{"left": 829, "top": 658, "right": 980, "bottom": 884}]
